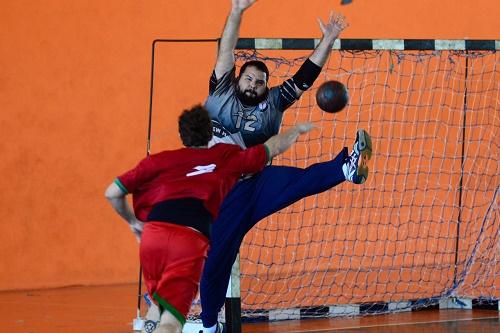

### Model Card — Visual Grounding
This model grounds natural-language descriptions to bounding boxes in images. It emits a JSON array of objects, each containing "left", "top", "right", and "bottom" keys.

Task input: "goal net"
[
  {"left": 231, "top": 42, "right": 499, "bottom": 319},
  {"left": 146, "top": 40, "right": 498, "bottom": 326}
]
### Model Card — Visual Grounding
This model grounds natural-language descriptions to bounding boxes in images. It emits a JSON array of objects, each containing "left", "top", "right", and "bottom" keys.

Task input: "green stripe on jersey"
[{"left": 114, "top": 178, "right": 128, "bottom": 194}]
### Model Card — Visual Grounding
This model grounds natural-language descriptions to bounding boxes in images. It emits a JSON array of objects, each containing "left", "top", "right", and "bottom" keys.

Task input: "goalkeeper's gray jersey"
[{"left": 205, "top": 68, "right": 298, "bottom": 149}]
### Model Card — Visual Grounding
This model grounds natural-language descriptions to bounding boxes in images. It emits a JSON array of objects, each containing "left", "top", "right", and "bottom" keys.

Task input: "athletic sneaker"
[
  {"left": 342, "top": 129, "right": 372, "bottom": 184},
  {"left": 142, "top": 293, "right": 160, "bottom": 333},
  {"left": 215, "top": 322, "right": 225, "bottom": 333},
  {"left": 199, "top": 321, "right": 225, "bottom": 333}
]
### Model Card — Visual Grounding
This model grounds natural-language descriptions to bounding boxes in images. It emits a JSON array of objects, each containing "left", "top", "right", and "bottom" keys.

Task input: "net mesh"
[{"left": 231, "top": 49, "right": 500, "bottom": 318}]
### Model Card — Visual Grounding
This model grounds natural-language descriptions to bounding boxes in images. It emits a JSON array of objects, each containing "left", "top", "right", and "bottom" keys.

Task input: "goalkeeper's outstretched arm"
[
  {"left": 290, "top": 12, "right": 348, "bottom": 98},
  {"left": 214, "top": 0, "right": 257, "bottom": 79}
]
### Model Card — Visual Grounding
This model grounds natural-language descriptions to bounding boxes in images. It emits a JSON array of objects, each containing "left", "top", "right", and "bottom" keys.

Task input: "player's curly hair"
[{"left": 178, "top": 104, "right": 213, "bottom": 147}]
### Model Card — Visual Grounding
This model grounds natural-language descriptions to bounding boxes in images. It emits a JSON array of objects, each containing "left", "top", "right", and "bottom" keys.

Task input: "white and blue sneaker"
[
  {"left": 342, "top": 129, "right": 372, "bottom": 184},
  {"left": 199, "top": 321, "right": 225, "bottom": 333},
  {"left": 215, "top": 322, "right": 225, "bottom": 333}
]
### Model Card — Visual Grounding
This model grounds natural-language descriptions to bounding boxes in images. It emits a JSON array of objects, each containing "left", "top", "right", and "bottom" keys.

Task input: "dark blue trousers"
[{"left": 200, "top": 148, "right": 348, "bottom": 327}]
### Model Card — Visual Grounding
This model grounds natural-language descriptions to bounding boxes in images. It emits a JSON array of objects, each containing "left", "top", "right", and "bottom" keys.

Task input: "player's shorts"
[{"left": 140, "top": 221, "right": 209, "bottom": 326}]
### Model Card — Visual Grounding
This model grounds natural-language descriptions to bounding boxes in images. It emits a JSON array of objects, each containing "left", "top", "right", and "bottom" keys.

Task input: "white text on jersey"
[{"left": 186, "top": 164, "right": 216, "bottom": 177}]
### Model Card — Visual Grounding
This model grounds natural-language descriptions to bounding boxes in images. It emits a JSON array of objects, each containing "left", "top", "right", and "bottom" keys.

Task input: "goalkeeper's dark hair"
[
  {"left": 178, "top": 104, "right": 213, "bottom": 147},
  {"left": 238, "top": 60, "right": 270, "bottom": 83}
]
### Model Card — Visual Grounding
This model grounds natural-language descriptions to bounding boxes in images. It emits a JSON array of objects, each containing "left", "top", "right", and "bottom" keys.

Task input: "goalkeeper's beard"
[{"left": 236, "top": 86, "right": 268, "bottom": 106}]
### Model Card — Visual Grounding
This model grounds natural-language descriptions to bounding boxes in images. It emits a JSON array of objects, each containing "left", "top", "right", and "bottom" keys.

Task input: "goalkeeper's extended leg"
[
  {"left": 200, "top": 146, "right": 355, "bottom": 330},
  {"left": 250, "top": 129, "right": 373, "bottom": 222}
]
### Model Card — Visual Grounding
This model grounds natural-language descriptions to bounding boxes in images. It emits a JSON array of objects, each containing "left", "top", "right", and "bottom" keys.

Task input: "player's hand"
[
  {"left": 318, "top": 12, "right": 348, "bottom": 43},
  {"left": 296, "top": 122, "right": 315, "bottom": 134},
  {"left": 129, "top": 218, "right": 144, "bottom": 243},
  {"left": 232, "top": 0, "right": 257, "bottom": 13}
]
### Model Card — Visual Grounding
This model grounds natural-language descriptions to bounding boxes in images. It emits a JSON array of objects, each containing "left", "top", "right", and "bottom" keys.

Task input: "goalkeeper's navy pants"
[{"left": 200, "top": 147, "right": 348, "bottom": 328}]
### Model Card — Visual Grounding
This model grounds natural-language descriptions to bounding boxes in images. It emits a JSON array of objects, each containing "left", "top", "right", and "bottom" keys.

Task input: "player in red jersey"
[{"left": 105, "top": 105, "right": 313, "bottom": 333}]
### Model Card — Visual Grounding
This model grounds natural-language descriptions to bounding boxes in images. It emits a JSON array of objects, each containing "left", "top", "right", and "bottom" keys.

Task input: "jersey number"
[
  {"left": 186, "top": 164, "right": 216, "bottom": 177},
  {"left": 236, "top": 112, "right": 257, "bottom": 132}
]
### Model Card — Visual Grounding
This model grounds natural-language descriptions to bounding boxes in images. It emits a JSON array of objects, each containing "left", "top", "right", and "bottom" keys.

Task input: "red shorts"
[{"left": 140, "top": 221, "right": 209, "bottom": 325}]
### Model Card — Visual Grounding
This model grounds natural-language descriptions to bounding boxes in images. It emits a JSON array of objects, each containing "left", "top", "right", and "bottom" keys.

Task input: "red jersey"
[{"left": 115, "top": 143, "right": 268, "bottom": 221}]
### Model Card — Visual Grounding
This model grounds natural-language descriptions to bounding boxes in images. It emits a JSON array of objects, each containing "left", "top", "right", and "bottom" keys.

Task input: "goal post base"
[{"left": 439, "top": 297, "right": 473, "bottom": 310}]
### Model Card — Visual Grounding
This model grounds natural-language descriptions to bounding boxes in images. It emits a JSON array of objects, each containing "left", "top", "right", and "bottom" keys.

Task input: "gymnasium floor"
[{"left": 1, "top": 284, "right": 498, "bottom": 333}]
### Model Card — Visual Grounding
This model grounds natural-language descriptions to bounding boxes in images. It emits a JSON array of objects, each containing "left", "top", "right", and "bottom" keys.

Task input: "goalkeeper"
[{"left": 197, "top": 2, "right": 373, "bottom": 333}]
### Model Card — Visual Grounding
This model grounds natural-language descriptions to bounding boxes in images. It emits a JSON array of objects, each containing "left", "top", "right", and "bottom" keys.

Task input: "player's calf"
[
  {"left": 142, "top": 293, "right": 160, "bottom": 333},
  {"left": 342, "top": 129, "right": 372, "bottom": 184},
  {"left": 154, "top": 310, "right": 182, "bottom": 333}
]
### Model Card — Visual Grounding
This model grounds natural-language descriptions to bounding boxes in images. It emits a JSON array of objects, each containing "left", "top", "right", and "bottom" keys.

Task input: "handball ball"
[{"left": 315, "top": 80, "right": 349, "bottom": 113}]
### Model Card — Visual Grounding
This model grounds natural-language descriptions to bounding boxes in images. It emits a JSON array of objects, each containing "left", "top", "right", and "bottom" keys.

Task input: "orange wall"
[{"left": 0, "top": 0, "right": 498, "bottom": 290}]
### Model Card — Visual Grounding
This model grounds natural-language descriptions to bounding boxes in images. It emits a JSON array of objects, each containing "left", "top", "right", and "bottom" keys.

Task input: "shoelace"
[{"left": 348, "top": 152, "right": 358, "bottom": 172}]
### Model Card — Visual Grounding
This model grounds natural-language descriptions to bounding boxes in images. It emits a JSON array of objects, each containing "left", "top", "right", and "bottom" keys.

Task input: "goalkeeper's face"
[{"left": 236, "top": 66, "right": 268, "bottom": 106}]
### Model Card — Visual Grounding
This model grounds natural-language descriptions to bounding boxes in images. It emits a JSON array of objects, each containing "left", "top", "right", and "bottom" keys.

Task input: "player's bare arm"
[
  {"left": 310, "top": 12, "right": 348, "bottom": 66},
  {"left": 104, "top": 182, "right": 144, "bottom": 242},
  {"left": 264, "top": 122, "right": 315, "bottom": 158},
  {"left": 292, "top": 12, "right": 348, "bottom": 98},
  {"left": 214, "top": 0, "right": 257, "bottom": 79}
]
